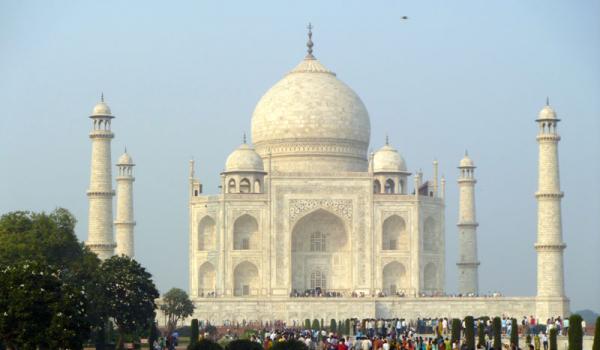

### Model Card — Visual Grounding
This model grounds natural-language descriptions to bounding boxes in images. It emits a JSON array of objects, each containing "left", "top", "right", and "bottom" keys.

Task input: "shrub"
[
  {"left": 345, "top": 319, "right": 351, "bottom": 335},
  {"left": 190, "top": 319, "right": 199, "bottom": 345},
  {"left": 312, "top": 319, "right": 320, "bottom": 330},
  {"left": 492, "top": 317, "right": 502, "bottom": 350},
  {"left": 271, "top": 339, "right": 309, "bottom": 350},
  {"left": 477, "top": 321, "right": 486, "bottom": 348},
  {"left": 465, "top": 316, "right": 475, "bottom": 350},
  {"left": 511, "top": 318, "right": 519, "bottom": 348},
  {"left": 226, "top": 339, "right": 262, "bottom": 350},
  {"left": 592, "top": 316, "right": 600, "bottom": 350},
  {"left": 189, "top": 339, "right": 223, "bottom": 350},
  {"left": 451, "top": 318, "right": 462, "bottom": 345},
  {"left": 568, "top": 314, "right": 583, "bottom": 350},
  {"left": 330, "top": 319, "right": 337, "bottom": 333},
  {"left": 149, "top": 321, "right": 160, "bottom": 347},
  {"left": 305, "top": 319, "right": 311, "bottom": 329},
  {"left": 549, "top": 328, "right": 558, "bottom": 350}
]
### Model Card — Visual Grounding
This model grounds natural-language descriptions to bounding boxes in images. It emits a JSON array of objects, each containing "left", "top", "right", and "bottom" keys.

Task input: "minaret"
[
  {"left": 457, "top": 151, "right": 480, "bottom": 295},
  {"left": 114, "top": 150, "right": 136, "bottom": 257},
  {"left": 86, "top": 94, "right": 116, "bottom": 260},
  {"left": 535, "top": 99, "right": 568, "bottom": 317}
]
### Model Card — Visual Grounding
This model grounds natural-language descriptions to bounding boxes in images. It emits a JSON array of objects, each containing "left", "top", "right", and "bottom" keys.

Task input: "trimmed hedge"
[
  {"left": 190, "top": 319, "right": 199, "bottom": 346},
  {"left": 477, "top": 321, "right": 486, "bottom": 348},
  {"left": 452, "top": 318, "right": 462, "bottom": 345},
  {"left": 592, "top": 316, "right": 600, "bottom": 350},
  {"left": 511, "top": 318, "right": 519, "bottom": 348},
  {"left": 492, "top": 317, "right": 502, "bottom": 350},
  {"left": 225, "top": 339, "right": 263, "bottom": 350},
  {"left": 568, "top": 314, "right": 583, "bottom": 350},
  {"left": 549, "top": 328, "right": 558, "bottom": 350},
  {"left": 188, "top": 339, "right": 223, "bottom": 350},
  {"left": 271, "top": 340, "right": 309, "bottom": 350}
]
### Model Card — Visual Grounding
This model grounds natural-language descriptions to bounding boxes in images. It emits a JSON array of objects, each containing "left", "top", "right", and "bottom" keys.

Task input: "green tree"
[
  {"left": 451, "top": 318, "right": 462, "bottom": 345},
  {"left": 464, "top": 316, "right": 475, "bottom": 350},
  {"left": 592, "top": 316, "right": 600, "bottom": 350},
  {"left": 549, "top": 328, "right": 557, "bottom": 350},
  {"left": 345, "top": 319, "right": 351, "bottom": 336},
  {"left": 330, "top": 319, "right": 337, "bottom": 333},
  {"left": 312, "top": 319, "right": 320, "bottom": 330},
  {"left": 511, "top": 318, "right": 519, "bottom": 348},
  {"left": 477, "top": 321, "right": 486, "bottom": 348},
  {"left": 101, "top": 255, "right": 159, "bottom": 349},
  {"left": 148, "top": 320, "right": 159, "bottom": 348},
  {"left": 0, "top": 209, "right": 99, "bottom": 349},
  {"left": 568, "top": 314, "right": 583, "bottom": 350},
  {"left": 190, "top": 319, "right": 200, "bottom": 346},
  {"left": 160, "top": 288, "right": 195, "bottom": 334},
  {"left": 492, "top": 317, "right": 502, "bottom": 350},
  {"left": 305, "top": 319, "right": 311, "bottom": 329}
]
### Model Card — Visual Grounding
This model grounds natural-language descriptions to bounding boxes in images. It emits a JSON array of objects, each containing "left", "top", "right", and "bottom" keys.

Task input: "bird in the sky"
[{"left": 401, "top": 16, "right": 409, "bottom": 20}]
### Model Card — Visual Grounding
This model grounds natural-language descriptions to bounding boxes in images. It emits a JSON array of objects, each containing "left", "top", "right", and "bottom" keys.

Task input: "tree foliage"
[
  {"left": 451, "top": 318, "right": 462, "bottom": 345},
  {"left": 189, "top": 338, "right": 223, "bottom": 350},
  {"left": 549, "top": 328, "right": 557, "bottom": 350},
  {"left": 477, "top": 320, "right": 486, "bottom": 348},
  {"left": 312, "top": 319, "right": 320, "bottom": 330},
  {"left": 190, "top": 319, "right": 200, "bottom": 346},
  {"left": 101, "top": 255, "right": 159, "bottom": 348},
  {"left": 568, "top": 314, "right": 583, "bottom": 350},
  {"left": 330, "top": 319, "right": 337, "bottom": 333},
  {"left": 160, "top": 287, "right": 195, "bottom": 333},
  {"left": 464, "top": 316, "right": 475, "bottom": 350},
  {"left": 592, "top": 316, "right": 600, "bottom": 350},
  {"left": 492, "top": 317, "right": 502, "bottom": 350},
  {"left": 511, "top": 318, "right": 519, "bottom": 348},
  {"left": 226, "top": 339, "right": 263, "bottom": 350}
]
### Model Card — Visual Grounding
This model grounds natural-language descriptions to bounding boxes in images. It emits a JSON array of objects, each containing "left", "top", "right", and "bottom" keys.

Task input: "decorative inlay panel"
[{"left": 289, "top": 199, "right": 353, "bottom": 224}]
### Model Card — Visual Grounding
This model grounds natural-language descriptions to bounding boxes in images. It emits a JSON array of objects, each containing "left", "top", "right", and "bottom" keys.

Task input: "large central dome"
[{"left": 251, "top": 41, "right": 371, "bottom": 173}]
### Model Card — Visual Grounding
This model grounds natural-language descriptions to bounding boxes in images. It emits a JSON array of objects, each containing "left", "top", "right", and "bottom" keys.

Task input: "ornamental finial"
[
  {"left": 546, "top": 96, "right": 550, "bottom": 106},
  {"left": 306, "top": 23, "right": 314, "bottom": 59},
  {"left": 385, "top": 134, "right": 389, "bottom": 146},
  {"left": 101, "top": 92, "right": 104, "bottom": 102},
  {"left": 243, "top": 132, "right": 247, "bottom": 144}
]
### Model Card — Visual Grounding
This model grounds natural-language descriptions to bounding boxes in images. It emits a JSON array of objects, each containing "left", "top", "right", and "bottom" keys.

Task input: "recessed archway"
[
  {"left": 198, "top": 216, "right": 216, "bottom": 251},
  {"left": 198, "top": 262, "right": 216, "bottom": 296},
  {"left": 382, "top": 215, "right": 407, "bottom": 250},
  {"left": 233, "top": 261, "right": 259, "bottom": 296},
  {"left": 291, "top": 209, "right": 349, "bottom": 292},
  {"left": 233, "top": 214, "right": 258, "bottom": 250},
  {"left": 382, "top": 261, "right": 408, "bottom": 295}
]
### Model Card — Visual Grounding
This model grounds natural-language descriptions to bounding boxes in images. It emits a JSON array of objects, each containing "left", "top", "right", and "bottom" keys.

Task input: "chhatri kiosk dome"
[{"left": 187, "top": 27, "right": 568, "bottom": 323}]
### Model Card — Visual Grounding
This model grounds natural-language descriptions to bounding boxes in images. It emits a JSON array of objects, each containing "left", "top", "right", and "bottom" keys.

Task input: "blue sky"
[{"left": 1, "top": 1, "right": 598, "bottom": 312}]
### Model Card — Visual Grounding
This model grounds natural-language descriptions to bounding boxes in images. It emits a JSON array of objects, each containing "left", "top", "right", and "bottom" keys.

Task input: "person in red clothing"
[{"left": 338, "top": 338, "right": 349, "bottom": 350}]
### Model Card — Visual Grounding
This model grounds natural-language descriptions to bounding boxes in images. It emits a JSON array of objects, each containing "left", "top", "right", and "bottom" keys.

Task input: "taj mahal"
[{"left": 83, "top": 27, "right": 570, "bottom": 323}]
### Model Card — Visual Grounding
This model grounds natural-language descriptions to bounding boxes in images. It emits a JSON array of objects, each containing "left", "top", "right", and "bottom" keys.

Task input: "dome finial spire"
[
  {"left": 243, "top": 132, "right": 247, "bottom": 144},
  {"left": 385, "top": 134, "right": 389, "bottom": 145},
  {"left": 101, "top": 92, "right": 104, "bottom": 102},
  {"left": 306, "top": 23, "right": 314, "bottom": 59},
  {"left": 546, "top": 96, "right": 550, "bottom": 106}
]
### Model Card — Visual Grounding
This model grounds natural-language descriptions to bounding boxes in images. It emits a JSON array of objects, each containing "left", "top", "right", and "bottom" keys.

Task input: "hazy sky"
[{"left": 1, "top": 1, "right": 598, "bottom": 313}]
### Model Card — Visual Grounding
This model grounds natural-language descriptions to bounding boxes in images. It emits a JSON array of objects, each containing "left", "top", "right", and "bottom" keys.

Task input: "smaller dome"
[
  {"left": 459, "top": 154, "right": 475, "bottom": 168},
  {"left": 92, "top": 101, "right": 112, "bottom": 117},
  {"left": 538, "top": 105, "right": 557, "bottom": 120},
  {"left": 373, "top": 144, "right": 407, "bottom": 173},
  {"left": 117, "top": 152, "right": 134, "bottom": 165},
  {"left": 225, "top": 143, "right": 264, "bottom": 172}
]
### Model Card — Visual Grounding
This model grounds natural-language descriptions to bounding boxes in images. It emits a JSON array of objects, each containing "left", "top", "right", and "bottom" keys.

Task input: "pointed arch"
[
  {"left": 228, "top": 178, "right": 236, "bottom": 193},
  {"left": 385, "top": 179, "right": 395, "bottom": 194},
  {"left": 382, "top": 215, "right": 407, "bottom": 250},
  {"left": 383, "top": 261, "right": 408, "bottom": 295},
  {"left": 239, "top": 178, "right": 251, "bottom": 193},
  {"left": 423, "top": 217, "right": 437, "bottom": 251},
  {"left": 233, "top": 214, "right": 259, "bottom": 250},
  {"left": 233, "top": 261, "right": 259, "bottom": 296},
  {"left": 198, "top": 261, "right": 216, "bottom": 295},
  {"left": 424, "top": 262, "right": 437, "bottom": 291},
  {"left": 373, "top": 179, "right": 381, "bottom": 194},
  {"left": 197, "top": 216, "right": 216, "bottom": 251}
]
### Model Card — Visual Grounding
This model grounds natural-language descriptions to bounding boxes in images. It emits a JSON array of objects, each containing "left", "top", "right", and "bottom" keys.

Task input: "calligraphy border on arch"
[{"left": 288, "top": 199, "right": 353, "bottom": 225}]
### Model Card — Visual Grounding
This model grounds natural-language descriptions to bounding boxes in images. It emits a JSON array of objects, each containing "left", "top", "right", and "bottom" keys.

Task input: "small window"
[
  {"left": 310, "top": 270, "right": 327, "bottom": 289},
  {"left": 385, "top": 179, "right": 395, "bottom": 194},
  {"left": 310, "top": 231, "right": 326, "bottom": 252},
  {"left": 374, "top": 180, "right": 381, "bottom": 194},
  {"left": 242, "top": 238, "right": 250, "bottom": 250},
  {"left": 389, "top": 239, "right": 397, "bottom": 250}
]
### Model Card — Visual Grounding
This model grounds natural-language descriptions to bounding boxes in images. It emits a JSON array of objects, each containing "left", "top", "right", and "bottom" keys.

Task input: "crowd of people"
[
  {"left": 286, "top": 288, "right": 504, "bottom": 299},
  {"left": 184, "top": 315, "right": 584, "bottom": 350}
]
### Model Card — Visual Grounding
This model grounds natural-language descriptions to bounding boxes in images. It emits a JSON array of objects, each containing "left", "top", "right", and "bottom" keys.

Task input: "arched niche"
[
  {"left": 233, "top": 214, "right": 259, "bottom": 250},
  {"left": 198, "top": 216, "right": 216, "bottom": 251},
  {"left": 382, "top": 261, "right": 408, "bottom": 295},
  {"left": 382, "top": 215, "right": 407, "bottom": 250},
  {"left": 423, "top": 217, "right": 437, "bottom": 251},
  {"left": 291, "top": 209, "right": 349, "bottom": 292},
  {"left": 233, "top": 261, "right": 259, "bottom": 296},
  {"left": 423, "top": 262, "right": 437, "bottom": 291},
  {"left": 198, "top": 262, "right": 216, "bottom": 295}
]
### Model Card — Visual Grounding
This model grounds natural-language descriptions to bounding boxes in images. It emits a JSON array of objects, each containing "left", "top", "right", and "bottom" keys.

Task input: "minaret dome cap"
[
  {"left": 91, "top": 94, "right": 113, "bottom": 117},
  {"left": 537, "top": 105, "right": 558, "bottom": 120},
  {"left": 225, "top": 143, "right": 265, "bottom": 173},
  {"left": 117, "top": 152, "right": 134, "bottom": 165},
  {"left": 459, "top": 154, "right": 475, "bottom": 168},
  {"left": 373, "top": 144, "right": 408, "bottom": 173}
]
